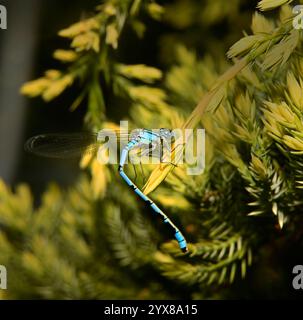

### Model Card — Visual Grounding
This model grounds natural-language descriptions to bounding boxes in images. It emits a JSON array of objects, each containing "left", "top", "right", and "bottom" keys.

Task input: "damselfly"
[{"left": 25, "top": 128, "right": 188, "bottom": 252}]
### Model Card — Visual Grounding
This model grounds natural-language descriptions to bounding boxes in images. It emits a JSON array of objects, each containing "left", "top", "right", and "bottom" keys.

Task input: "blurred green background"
[
  {"left": 0, "top": 0, "right": 252, "bottom": 195},
  {"left": 0, "top": 0, "right": 303, "bottom": 300}
]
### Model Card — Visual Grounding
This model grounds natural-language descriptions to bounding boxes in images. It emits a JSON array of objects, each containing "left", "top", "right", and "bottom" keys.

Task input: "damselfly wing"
[{"left": 24, "top": 130, "right": 131, "bottom": 159}]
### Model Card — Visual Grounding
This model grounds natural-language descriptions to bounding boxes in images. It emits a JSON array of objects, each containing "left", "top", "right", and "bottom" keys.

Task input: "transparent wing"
[{"left": 24, "top": 131, "right": 130, "bottom": 159}]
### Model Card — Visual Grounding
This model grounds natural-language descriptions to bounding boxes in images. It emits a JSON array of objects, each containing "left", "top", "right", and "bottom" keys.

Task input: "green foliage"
[
  {"left": 1, "top": 0, "right": 303, "bottom": 299},
  {"left": 20, "top": 0, "right": 165, "bottom": 128},
  {"left": 0, "top": 178, "right": 173, "bottom": 299}
]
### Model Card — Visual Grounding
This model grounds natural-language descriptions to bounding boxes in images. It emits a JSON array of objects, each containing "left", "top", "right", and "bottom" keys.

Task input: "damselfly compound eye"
[{"left": 160, "top": 128, "right": 173, "bottom": 138}]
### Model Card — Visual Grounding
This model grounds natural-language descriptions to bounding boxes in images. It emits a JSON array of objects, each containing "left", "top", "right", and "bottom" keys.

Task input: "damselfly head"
[{"left": 159, "top": 128, "right": 174, "bottom": 139}]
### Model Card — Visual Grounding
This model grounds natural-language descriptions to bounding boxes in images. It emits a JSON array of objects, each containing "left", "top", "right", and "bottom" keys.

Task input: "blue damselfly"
[{"left": 25, "top": 128, "right": 188, "bottom": 252}]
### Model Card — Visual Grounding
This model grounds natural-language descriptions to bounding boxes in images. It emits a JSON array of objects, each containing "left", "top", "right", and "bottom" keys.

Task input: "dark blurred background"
[
  {"left": 0, "top": 0, "right": 101, "bottom": 197},
  {"left": 0, "top": 0, "right": 173, "bottom": 199}
]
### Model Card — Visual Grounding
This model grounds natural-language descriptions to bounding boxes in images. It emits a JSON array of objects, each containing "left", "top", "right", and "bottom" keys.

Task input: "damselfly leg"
[
  {"left": 132, "top": 164, "right": 138, "bottom": 184},
  {"left": 139, "top": 162, "right": 146, "bottom": 185}
]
